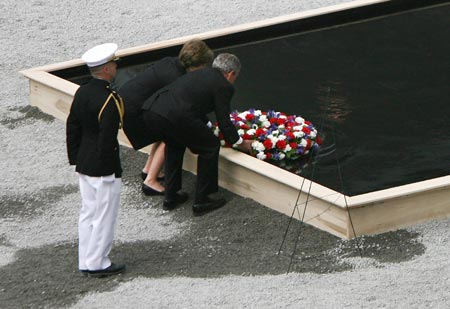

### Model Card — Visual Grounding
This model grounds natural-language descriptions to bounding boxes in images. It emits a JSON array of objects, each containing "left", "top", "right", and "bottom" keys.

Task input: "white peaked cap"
[{"left": 81, "top": 43, "right": 119, "bottom": 67}]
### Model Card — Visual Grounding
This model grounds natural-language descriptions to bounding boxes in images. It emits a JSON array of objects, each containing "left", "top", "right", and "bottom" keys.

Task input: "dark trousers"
[{"left": 143, "top": 111, "right": 220, "bottom": 202}]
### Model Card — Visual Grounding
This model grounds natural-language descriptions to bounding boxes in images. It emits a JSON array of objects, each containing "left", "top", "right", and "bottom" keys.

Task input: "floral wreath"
[{"left": 213, "top": 109, "right": 322, "bottom": 170}]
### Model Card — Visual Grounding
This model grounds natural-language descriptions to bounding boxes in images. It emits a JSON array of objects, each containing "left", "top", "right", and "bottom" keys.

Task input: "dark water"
[
  {"left": 106, "top": 4, "right": 449, "bottom": 196},
  {"left": 218, "top": 4, "right": 450, "bottom": 195}
]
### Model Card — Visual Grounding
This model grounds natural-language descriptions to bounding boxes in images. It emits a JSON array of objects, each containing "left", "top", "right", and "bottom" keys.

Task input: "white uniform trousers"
[{"left": 78, "top": 173, "right": 121, "bottom": 271}]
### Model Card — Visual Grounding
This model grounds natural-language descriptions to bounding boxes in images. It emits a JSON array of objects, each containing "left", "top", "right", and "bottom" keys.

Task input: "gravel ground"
[{"left": 1, "top": 1, "right": 450, "bottom": 308}]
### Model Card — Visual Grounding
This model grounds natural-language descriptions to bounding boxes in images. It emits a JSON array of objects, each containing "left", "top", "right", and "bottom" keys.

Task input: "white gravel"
[{"left": 2, "top": 0, "right": 450, "bottom": 308}]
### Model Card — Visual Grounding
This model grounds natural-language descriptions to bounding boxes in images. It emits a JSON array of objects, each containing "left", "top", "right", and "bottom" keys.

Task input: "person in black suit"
[
  {"left": 118, "top": 40, "right": 214, "bottom": 196},
  {"left": 142, "top": 53, "right": 253, "bottom": 215},
  {"left": 66, "top": 43, "right": 126, "bottom": 278}
]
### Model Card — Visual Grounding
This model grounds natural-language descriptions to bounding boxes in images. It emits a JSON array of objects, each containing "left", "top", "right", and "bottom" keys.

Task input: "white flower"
[
  {"left": 252, "top": 141, "right": 265, "bottom": 152},
  {"left": 309, "top": 131, "right": 317, "bottom": 138},
  {"left": 254, "top": 110, "right": 262, "bottom": 116},
  {"left": 278, "top": 134, "right": 287, "bottom": 140},
  {"left": 220, "top": 140, "right": 226, "bottom": 146},
  {"left": 256, "top": 152, "right": 267, "bottom": 160},
  {"left": 246, "top": 129, "right": 256, "bottom": 136},
  {"left": 295, "top": 116, "right": 305, "bottom": 124},
  {"left": 259, "top": 115, "right": 268, "bottom": 122},
  {"left": 278, "top": 153, "right": 286, "bottom": 160},
  {"left": 214, "top": 127, "right": 220, "bottom": 136},
  {"left": 293, "top": 131, "right": 305, "bottom": 138},
  {"left": 300, "top": 139, "right": 307, "bottom": 147},
  {"left": 262, "top": 120, "right": 271, "bottom": 128},
  {"left": 284, "top": 144, "right": 292, "bottom": 152},
  {"left": 238, "top": 111, "right": 249, "bottom": 119},
  {"left": 278, "top": 124, "right": 285, "bottom": 131},
  {"left": 293, "top": 125, "right": 302, "bottom": 131},
  {"left": 237, "top": 129, "right": 245, "bottom": 136}
]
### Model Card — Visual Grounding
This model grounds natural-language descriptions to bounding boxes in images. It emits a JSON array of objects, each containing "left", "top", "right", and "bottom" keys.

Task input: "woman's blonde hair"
[{"left": 178, "top": 39, "right": 214, "bottom": 70}]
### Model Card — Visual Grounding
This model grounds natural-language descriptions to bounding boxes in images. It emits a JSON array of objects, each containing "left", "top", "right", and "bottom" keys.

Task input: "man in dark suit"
[
  {"left": 118, "top": 40, "right": 214, "bottom": 196},
  {"left": 142, "top": 53, "right": 253, "bottom": 215},
  {"left": 66, "top": 43, "right": 126, "bottom": 278}
]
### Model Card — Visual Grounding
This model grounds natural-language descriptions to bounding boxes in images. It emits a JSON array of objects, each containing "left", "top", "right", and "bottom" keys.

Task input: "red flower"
[
  {"left": 276, "top": 140, "right": 287, "bottom": 150},
  {"left": 286, "top": 131, "right": 295, "bottom": 140},
  {"left": 245, "top": 113, "right": 255, "bottom": 121},
  {"left": 305, "top": 120, "right": 312, "bottom": 125},
  {"left": 316, "top": 136, "right": 323, "bottom": 145},
  {"left": 276, "top": 118, "right": 285, "bottom": 125},
  {"left": 255, "top": 128, "right": 266, "bottom": 137},
  {"left": 306, "top": 139, "right": 312, "bottom": 149},
  {"left": 301, "top": 126, "right": 311, "bottom": 134},
  {"left": 269, "top": 117, "right": 277, "bottom": 124},
  {"left": 263, "top": 139, "right": 273, "bottom": 149},
  {"left": 242, "top": 133, "right": 252, "bottom": 140},
  {"left": 289, "top": 142, "right": 298, "bottom": 149},
  {"left": 240, "top": 124, "right": 250, "bottom": 130}
]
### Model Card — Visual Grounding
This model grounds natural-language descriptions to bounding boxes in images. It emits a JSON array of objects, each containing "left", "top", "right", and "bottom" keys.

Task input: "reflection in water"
[{"left": 315, "top": 80, "right": 351, "bottom": 124}]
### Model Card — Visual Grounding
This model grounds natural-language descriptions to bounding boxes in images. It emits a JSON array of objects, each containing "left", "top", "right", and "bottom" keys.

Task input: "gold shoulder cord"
[{"left": 98, "top": 90, "right": 125, "bottom": 128}]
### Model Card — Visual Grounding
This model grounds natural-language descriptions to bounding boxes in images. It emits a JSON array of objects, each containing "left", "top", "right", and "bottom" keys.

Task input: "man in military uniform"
[{"left": 66, "top": 43, "right": 126, "bottom": 278}]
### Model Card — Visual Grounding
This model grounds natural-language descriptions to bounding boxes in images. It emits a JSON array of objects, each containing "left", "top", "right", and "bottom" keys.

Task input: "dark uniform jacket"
[
  {"left": 142, "top": 67, "right": 240, "bottom": 146},
  {"left": 118, "top": 57, "right": 185, "bottom": 150},
  {"left": 66, "top": 78, "right": 123, "bottom": 177}
]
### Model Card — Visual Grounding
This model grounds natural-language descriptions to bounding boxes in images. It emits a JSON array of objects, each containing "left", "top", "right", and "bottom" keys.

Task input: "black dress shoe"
[
  {"left": 79, "top": 269, "right": 88, "bottom": 277},
  {"left": 142, "top": 183, "right": 165, "bottom": 196},
  {"left": 192, "top": 197, "right": 227, "bottom": 216},
  {"left": 88, "top": 263, "right": 126, "bottom": 278},
  {"left": 163, "top": 191, "right": 189, "bottom": 211}
]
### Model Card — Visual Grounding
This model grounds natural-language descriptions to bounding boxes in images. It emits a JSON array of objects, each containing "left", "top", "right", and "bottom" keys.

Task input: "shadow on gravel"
[
  {"left": 0, "top": 185, "right": 78, "bottom": 218},
  {"left": 0, "top": 148, "right": 426, "bottom": 308},
  {"left": 0, "top": 106, "right": 55, "bottom": 129}
]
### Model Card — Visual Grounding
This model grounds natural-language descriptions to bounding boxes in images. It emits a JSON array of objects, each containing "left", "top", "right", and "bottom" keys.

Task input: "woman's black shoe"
[
  {"left": 142, "top": 183, "right": 165, "bottom": 196},
  {"left": 141, "top": 172, "right": 164, "bottom": 181}
]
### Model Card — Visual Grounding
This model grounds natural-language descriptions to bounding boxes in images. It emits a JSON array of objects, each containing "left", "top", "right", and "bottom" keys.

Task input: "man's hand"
[{"left": 236, "top": 139, "right": 253, "bottom": 154}]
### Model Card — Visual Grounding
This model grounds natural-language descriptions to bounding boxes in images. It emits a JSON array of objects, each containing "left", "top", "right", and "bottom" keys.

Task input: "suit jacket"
[
  {"left": 66, "top": 78, "right": 122, "bottom": 177},
  {"left": 142, "top": 67, "right": 240, "bottom": 145},
  {"left": 118, "top": 57, "right": 185, "bottom": 149}
]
